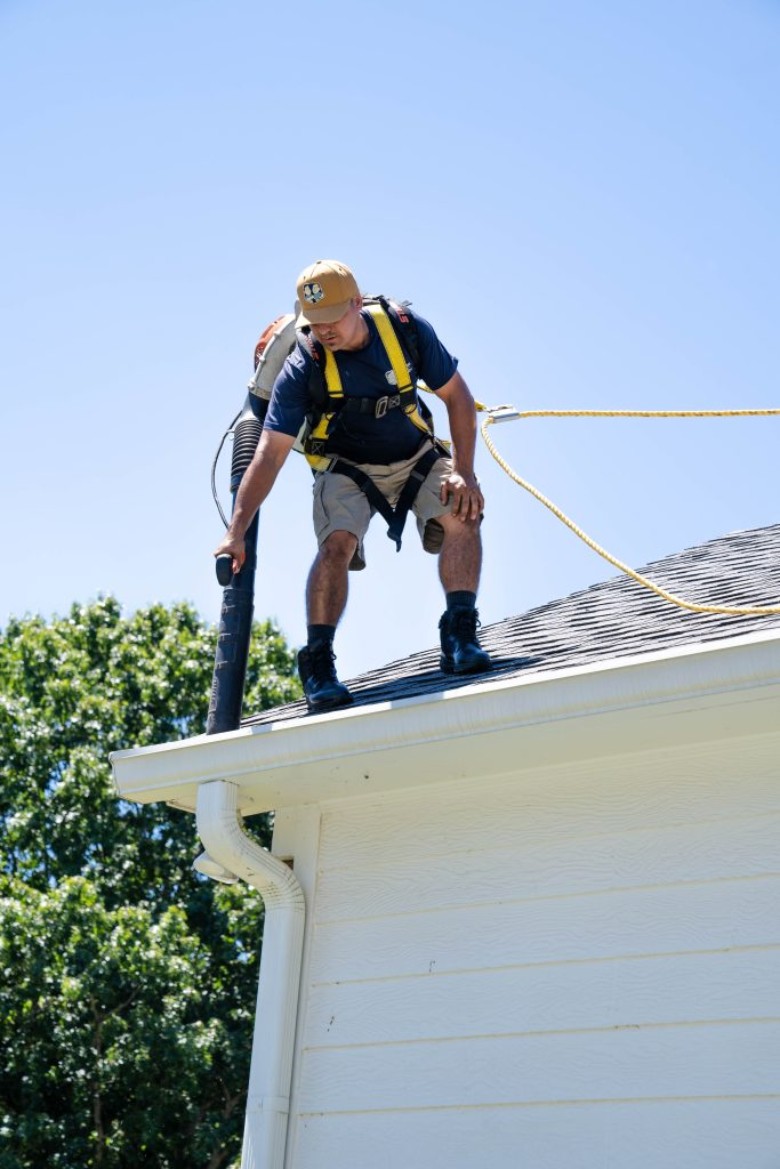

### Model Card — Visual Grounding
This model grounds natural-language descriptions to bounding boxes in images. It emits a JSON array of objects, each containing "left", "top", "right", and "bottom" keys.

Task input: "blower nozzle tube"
[{"left": 206, "top": 393, "right": 266, "bottom": 736}]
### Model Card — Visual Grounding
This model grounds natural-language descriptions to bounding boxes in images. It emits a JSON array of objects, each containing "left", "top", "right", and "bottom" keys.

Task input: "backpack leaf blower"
[{"left": 206, "top": 314, "right": 296, "bottom": 735}]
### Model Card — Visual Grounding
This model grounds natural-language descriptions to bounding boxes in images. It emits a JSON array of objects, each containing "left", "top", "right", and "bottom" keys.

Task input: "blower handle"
[{"left": 215, "top": 554, "right": 234, "bottom": 587}]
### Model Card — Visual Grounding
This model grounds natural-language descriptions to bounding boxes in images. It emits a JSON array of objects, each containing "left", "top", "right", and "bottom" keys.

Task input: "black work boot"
[
  {"left": 298, "top": 643, "right": 353, "bottom": 713},
  {"left": 439, "top": 607, "right": 492, "bottom": 675}
]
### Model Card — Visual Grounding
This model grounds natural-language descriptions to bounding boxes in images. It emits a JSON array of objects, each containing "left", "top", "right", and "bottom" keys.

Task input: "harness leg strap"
[
  {"left": 328, "top": 446, "right": 443, "bottom": 552},
  {"left": 328, "top": 461, "right": 401, "bottom": 547},
  {"left": 385, "top": 447, "right": 441, "bottom": 549}
]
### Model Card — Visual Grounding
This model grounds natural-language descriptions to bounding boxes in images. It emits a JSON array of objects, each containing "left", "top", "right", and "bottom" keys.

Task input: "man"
[{"left": 215, "top": 259, "right": 491, "bottom": 713}]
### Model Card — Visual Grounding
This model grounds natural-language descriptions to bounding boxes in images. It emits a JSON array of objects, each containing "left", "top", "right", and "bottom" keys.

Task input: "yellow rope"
[
  {"left": 479, "top": 407, "right": 780, "bottom": 617},
  {"left": 478, "top": 406, "right": 780, "bottom": 421}
]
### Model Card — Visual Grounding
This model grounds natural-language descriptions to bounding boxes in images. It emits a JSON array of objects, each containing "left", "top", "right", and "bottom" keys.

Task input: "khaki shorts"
[{"left": 313, "top": 442, "right": 452, "bottom": 570}]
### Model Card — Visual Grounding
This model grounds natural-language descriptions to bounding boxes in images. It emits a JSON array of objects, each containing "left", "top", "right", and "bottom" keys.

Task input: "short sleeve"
[
  {"left": 408, "top": 308, "right": 459, "bottom": 391},
  {"left": 263, "top": 344, "right": 312, "bottom": 436}
]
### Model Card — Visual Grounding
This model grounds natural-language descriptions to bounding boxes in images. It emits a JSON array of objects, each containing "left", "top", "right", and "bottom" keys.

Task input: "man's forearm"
[
  {"left": 227, "top": 459, "right": 276, "bottom": 538},
  {"left": 446, "top": 395, "right": 478, "bottom": 480}
]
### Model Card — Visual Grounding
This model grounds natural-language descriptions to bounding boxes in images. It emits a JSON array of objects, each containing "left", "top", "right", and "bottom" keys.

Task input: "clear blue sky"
[{"left": 1, "top": 0, "right": 778, "bottom": 681}]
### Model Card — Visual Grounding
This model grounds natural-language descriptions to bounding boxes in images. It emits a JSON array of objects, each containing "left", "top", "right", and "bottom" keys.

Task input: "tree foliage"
[{"left": 0, "top": 598, "right": 300, "bottom": 1169}]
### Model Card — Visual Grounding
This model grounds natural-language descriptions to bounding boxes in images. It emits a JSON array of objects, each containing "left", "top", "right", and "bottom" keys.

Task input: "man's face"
[{"left": 309, "top": 298, "right": 365, "bottom": 351}]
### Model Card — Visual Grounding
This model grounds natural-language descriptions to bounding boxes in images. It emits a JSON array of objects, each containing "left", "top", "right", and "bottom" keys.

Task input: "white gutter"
[
  {"left": 113, "top": 629, "right": 780, "bottom": 814},
  {"left": 195, "top": 780, "right": 305, "bottom": 1169}
]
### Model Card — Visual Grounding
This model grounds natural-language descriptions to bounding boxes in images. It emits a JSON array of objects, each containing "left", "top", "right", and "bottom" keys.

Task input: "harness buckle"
[{"left": 375, "top": 394, "right": 401, "bottom": 418}]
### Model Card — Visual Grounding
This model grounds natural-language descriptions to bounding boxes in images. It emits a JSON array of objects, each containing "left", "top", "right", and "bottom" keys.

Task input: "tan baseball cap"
[{"left": 296, "top": 259, "right": 360, "bottom": 325}]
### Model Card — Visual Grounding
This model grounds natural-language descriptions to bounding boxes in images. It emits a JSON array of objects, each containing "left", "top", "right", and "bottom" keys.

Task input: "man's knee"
[
  {"left": 318, "top": 530, "right": 359, "bottom": 564},
  {"left": 438, "top": 513, "right": 482, "bottom": 544}
]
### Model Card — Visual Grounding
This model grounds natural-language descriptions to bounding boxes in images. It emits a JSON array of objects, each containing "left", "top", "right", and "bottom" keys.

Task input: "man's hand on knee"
[{"left": 440, "top": 472, "right": 484, "bottom": 522}]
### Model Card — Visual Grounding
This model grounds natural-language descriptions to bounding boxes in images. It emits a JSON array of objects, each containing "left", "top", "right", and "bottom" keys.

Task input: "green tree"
[{"left": 0, "top": 598, "right": 300, "bottom": 1169}]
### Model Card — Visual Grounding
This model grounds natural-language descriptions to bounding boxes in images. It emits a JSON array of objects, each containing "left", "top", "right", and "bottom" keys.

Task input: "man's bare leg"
[
  {"left": 437, "top": 514, "right": 482, "bottom": 593},
  {"left": 299, "top": 530, "right": 358, "bottom": 712},
  {"left": 305, "top": 530, "right": 358, "bottom": 625},
  {"left": 436, "top": 514, "right": 491, "bottom": 675}
]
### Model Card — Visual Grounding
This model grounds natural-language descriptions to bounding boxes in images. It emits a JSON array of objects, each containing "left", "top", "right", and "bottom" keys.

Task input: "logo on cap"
[{"left": 303, "top": 282, "right": 325, "bottom": 304}]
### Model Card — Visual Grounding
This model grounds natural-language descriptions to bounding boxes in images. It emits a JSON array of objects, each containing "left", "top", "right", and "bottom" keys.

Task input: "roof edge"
[{"left": 111, "top": 627, "right": 780, "bottom": 814}]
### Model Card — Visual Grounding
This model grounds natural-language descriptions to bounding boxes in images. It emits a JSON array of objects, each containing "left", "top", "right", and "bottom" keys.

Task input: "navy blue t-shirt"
[{"left": 264, "top": 307, "right": 458, "bottom": 464}]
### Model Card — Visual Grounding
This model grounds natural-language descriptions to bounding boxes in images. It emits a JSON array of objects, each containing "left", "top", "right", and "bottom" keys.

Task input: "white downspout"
[{"left": 195, "top": 779, "right": 305, "bottom": 1169}]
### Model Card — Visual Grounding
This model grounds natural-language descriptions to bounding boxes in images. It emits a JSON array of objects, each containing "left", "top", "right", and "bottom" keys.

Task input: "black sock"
[
  {"left": 446, "top": 591, "right": 477, "bottom": 611},
  {"left": 307, "top": 624, "right": 336, "bottom": 649}
]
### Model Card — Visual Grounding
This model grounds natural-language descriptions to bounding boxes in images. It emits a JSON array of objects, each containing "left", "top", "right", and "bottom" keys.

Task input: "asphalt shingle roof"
[{"left": 243, "top": 523, "right": 780, "bottom": 727}]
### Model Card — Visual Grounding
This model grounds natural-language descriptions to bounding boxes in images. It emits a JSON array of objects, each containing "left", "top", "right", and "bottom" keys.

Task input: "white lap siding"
[{"left": 274, "top": 733, "right": 780, "bottom": 1169}]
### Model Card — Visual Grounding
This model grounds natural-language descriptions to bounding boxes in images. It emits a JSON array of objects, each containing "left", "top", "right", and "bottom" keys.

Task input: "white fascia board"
[{"left": 110, "top": 628, "right": 780, "bottom": 816}]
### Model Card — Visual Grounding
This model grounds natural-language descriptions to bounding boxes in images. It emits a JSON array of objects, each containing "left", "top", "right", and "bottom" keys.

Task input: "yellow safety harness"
[
  {"left": 299, "top": 300, "right": 449, "bottom": 551},
  {"left": 302, "top": 301, "right": 438, "bottom": 472}
]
